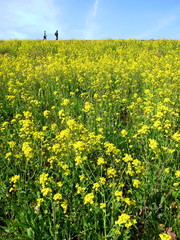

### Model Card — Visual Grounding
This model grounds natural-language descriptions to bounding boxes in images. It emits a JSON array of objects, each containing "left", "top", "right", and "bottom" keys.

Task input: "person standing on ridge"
[
  {"left": 55, "top": 30, "right": 58, "bottom": 40},
  {"left": 43, "top": 31, "right": 47, "bottom": 40}
]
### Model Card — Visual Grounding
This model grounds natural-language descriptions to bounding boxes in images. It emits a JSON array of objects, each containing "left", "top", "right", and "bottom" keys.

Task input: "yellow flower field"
[{"left": 0, "top": 39, "right": 179, "bottom": 239}]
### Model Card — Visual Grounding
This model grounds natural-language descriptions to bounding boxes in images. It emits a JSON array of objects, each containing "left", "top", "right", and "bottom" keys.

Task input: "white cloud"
[
  {"left": 84, "top": 0, "right": 100, "bottom": 39},
  {"left": 92, "top": 0, "right": 99, "bottom": 18},
  {"left": 0, "top": 0, "right": 62, "bottom": 40},
  {"left": 135, "top": 14, "right": 179, "bottom": 39}
]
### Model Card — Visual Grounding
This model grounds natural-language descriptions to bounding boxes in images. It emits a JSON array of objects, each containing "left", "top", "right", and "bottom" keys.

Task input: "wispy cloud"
[
  {"left": 0, "top": 0, "right": 62, "bottom": 40},
  {"left": 135, "top": 14, "right": 179, "bottom": 39},
  {"left": 92, "top": 0, "right": 99, "bottom": 18},
  {"left": 84, "top": 0, "right": 100, "bottom": 39}
]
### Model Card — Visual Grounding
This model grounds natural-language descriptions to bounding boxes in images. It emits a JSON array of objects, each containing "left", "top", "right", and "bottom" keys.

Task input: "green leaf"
[{"left": 27, "top": 227, "right": 34, "bottom": 238}]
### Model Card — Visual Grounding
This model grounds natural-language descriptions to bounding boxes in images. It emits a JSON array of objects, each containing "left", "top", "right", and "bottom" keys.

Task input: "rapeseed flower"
[
  {"left": 9, "top": 175, "right": 20, "bottom": 184},
  {"left": 74, "top": 141, "right": 85, "bottom": 152},
  {"left": 132, "top": 179, "right": 141, "bottom": 188},
  {"left": 164, "top": 168, "right": 170, "bottom": 173},
  {"left": 123, "top": 154, "right": 133, "bottom": 162},
  {"left": 121, "top": 129, "right": 128, "bottom": 137},
  {"left": 175, "top": 170, "right": 180, "bottom": 178},
  {"left": 8, "top": 141, "right": 16, "bottom": 149},
  {"left": 22, "top": 142, "right": 34, "bottom": 159},
  {"left": 84, "top": 192, "right": 95, "bottom": 205},
  {"left": 107, "top": 167, "right": 117, "bottom": 178},
  {"left": 159, "top": 233, "right": 171, "bottom": 240},
  {"left": 61, "top": 200, "right": 68, "bottom": 213},
  {"left": 137, "top": 125, "right": 149, "bottom": 134},
  {"left": 9, "top": 175, "right": 21, "bottom": 192},
  {"left": 53, "top": 193, "right": 62, "bottom": 201},
  {"left": 104, "top": 142, "right": 120, "bottom": 155},
  {"left": 41, "top": 187, "right": 52, "bottom": 197},
  {"left": 23, "top": 111, "right": 32, "bottom": 119},
  {"left": 115, "top": 213, "right": 136, "bottom": 227},
  {"left": 100, "top": 203, "right": 106, "bottom": 209},
  {"left": 92, "top": 182, "right": 100, "bottom": 191},
  {"left": 43, "top": 110, "right": 50, "bottom": 118},
  {"left": 75, "top": 155, "right": 87, "bottom": 165},
  {"left": 115, "top": 190, "right": 123, "bottom": 201},
  {"left": 149, "top": 139, "right": 158, "bottom": 150},
  {"left": 173, "top": 182, "right": 179, "bottom": 187},
  {"left": 82, "top": 102, "right": 93, "bottom": 112},
  {"left": 97, "top": 157, "right": 106, "bottom": 165},
  {"left": 99, "top": 177, "right": 106, "bottom": 185},
  {"left": 76, "top": 184, "right": 86, "bottom": 194},
  {"left": 172, "top": 132, "right": 180, "bottom": 141},
  {"left": 62, "top": 98, "right": 70, "bottom": 106},
  {"left": 36, "top": 198, "right": 44, "bottom": 207},
  {"left": 39, "top": 173, "right": 49, "bottom": 188}
]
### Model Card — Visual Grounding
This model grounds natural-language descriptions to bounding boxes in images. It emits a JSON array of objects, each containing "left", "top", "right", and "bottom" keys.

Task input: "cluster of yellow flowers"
[{"left": 115, "top": 213, "right": 137, "bottom": 228}]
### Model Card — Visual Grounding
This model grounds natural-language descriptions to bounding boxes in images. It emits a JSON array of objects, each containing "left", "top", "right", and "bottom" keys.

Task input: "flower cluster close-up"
[{"left": 0, "top": 39, "right": 179, "bottom": 239}]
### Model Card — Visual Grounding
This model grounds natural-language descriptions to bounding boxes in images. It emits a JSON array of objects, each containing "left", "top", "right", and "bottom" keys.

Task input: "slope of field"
[{"left": 0, "top": 39, "right": 179, "bottom": 239}]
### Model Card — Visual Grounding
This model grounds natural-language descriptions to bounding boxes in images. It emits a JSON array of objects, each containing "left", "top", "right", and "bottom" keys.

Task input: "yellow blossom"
[
  {"left": 23, "top": 111, "right": 32, "bottom": 119},
  {"left": 82, "top": 101, "right": 93, "bottom": 112},
  {"left": 66, "top": 119, "right": 77, "bottom": 129},
  {"left": 51, "top": 123, "right": 58, "bottom": 132},
  {"left": 107, "top": 167, "right": 117, "bottom": 178},
  {"left": 61, "top": 200, "right": 68, "bottom": 213},
  {"left": 175, "top": 170, "right": 180, "bottom": 178},
  {"left": 100, "top": 203, "right": 106, "bottom": 209},
  {"left": 8, "top": 141, "right": 16, "bottom": 149},
  {"left": 97, "top": 157, "right": 106, "bottom": 165},
  {"left": 43, "top": 110, "right": 50, "bottom": 118},
  {"left": 62, "top": 98, "right": 70, "bottom": 106},
  {"left": 84, "top": 192, "right": 95, "bottom": 205},
  {"left": 172, "top": 132, "right": 180, "bottom": 141},
  {"left": 79, "top": 174, "right": 86, "bottom": 181},
  {"left": 132, "top": 179, "right": 141, "bottom": 188},
  {"left": 41, "top": 187, "right": 52, "bottom": 197},
  {"left": 149, "top": 139, "right": 158, "bottom": 150},
  {"left": 9, "top": 175, "right": 20, "bottom": 184},
  {"left": 53, "top": 193, "right": 62, "bottom": 201},
  {"left": 121, "top": 129, "right": 128, "bottom": 137},
  {"left": 96, "top": 117, "right": 102, "bottom": 122},
  {"left": 92, "top": 182, "right": 100, "bottom": 191},
  {"left": 57, "top": 181, "right": 63, "bottom": 187},
  {"left": 159, "top": 233, "right": 171, "bottom": 240},
  {"left": 76, "top": 184, "right": 86, "bottom": 194},
  {"left": 173, "top": 182, "right": 179, "bottom": 187},
  {"left": 153, "top": 120, "right": 162, "bottom": 130},
  {"left": 39, "top": 173, "right": 49, "bottom": 187},
  {"left": 115, "top": 213, "right": 136, "bottom": 228},
  {"left": 104, "top": 142, "right": 120, "bottom": 155},
  {"left": 75, "top": 155, "right": 87, "bottom": 165},
  {"left": 123, "top": 154, "right": 133, "bottom": 162},
  {"left": 137, "top": 125, "right": 149, "bottom": 134},
  {"left": 164, "top": 168, "right": 170, "bottom": 173},
  {"left": 99, "top": 177, "right": 106, "bottom": 185},
  {"left": 5, "top": 152, "right": 12, "bottom": 160},
  {"left": 73, "top": 141, "right": 85, "bottom": 152},
  {"left": 115, "top": 190, "right": 123, "bottom": 201},
  {"left": 22, "top": 142, "right": 34, "bottom": 159},
  {"left": 36, "top": 198, "right": 44, "bottom": 207}
]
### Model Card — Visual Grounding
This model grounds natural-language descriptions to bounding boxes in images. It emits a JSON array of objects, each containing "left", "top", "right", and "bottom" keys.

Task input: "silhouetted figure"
[
  {"left": 43, "top": 31, "right": 47, "bottom": 40},
  {"left": 55, "top": 30, "right": 58, "bottom": 40}
]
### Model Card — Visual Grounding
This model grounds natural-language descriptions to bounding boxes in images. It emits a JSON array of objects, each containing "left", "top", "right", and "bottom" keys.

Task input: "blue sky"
[{"left": 0, "top": 0, "right": 180, "bottom": 40}]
